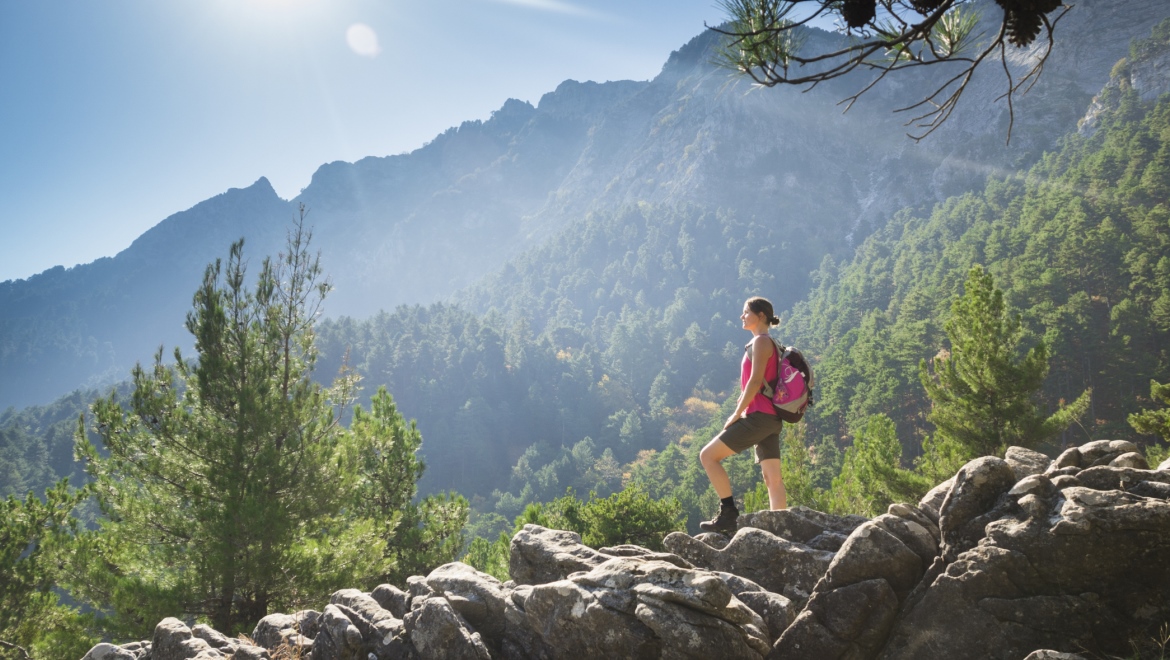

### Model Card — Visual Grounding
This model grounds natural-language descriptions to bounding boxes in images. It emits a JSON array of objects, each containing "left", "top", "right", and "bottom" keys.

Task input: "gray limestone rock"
[
  {"left": 820, "top": 522, "right": 924, "bottom": 602},
  {"left": 372, "top": 583, "right": 410, "bottom": 619},
  {"left": 939, "top": 456, "right": 1017, "bottom": 560},
  {"left": 403, "top": 596, "right": 491, "bottom": 660},
  {"left": 772, "top": 578, "right": 900, "bottom": 659},
  {"left": 515, "top": 557, "right": 770, "bottom": 660},
  {"left": 81, "top": 644, "right": 137, "bottom": 660},
  {"left": 424, "top": 562, "right": 509, "bottom": 643},
  {"left": 509, "top": 525, "right": 612, "bottom": 585},
  {"left": 1110, "top": 451, "right": 1150, "bottom": 469},
  {"left": 878, "top": 484, "right": 1170, "bottom": 660},
  {"left": 311, "top": 605, "right": 365, "bottom": 660},
  {"left": 1050, "top": 447, "right": 1082, "bottom": 471},
  {"left": 1074, "top": 466, "right": 1170, "bottom": 492},
  {"left": 738, "top": 507, "right": 867, "bottom": 545},
  {"left": 151, "top": 618, "right": 221, "bottom": 660},
  {"left": 664, "top": 527, "right": 835, "bottom": 602},
  {"left": 917, "top": 477, "right": 953, "bottom": 522},
  {"left": 1005, "top": 446, "right": 1052, "bottom": 481}
]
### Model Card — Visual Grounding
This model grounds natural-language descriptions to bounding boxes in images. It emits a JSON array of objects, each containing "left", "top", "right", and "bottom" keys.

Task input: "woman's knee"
[{"left": 700, "top": 441, "right": 729, "bottom": 466}]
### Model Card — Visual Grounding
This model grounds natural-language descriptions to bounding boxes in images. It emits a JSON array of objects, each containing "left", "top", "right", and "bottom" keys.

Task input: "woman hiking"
[{"left": 698, "top": 296, "right": 801, "bottom": 535}]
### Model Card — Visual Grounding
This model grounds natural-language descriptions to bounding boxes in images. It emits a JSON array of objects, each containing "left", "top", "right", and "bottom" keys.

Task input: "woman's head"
[{"left": 742, "top": 296, "right": 779, "bottom": 331}]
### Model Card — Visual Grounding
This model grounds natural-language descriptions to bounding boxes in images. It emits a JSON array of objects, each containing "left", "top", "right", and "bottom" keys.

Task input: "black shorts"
[{"left": 713, "top": 411, "right": 784, "bottom": 462}]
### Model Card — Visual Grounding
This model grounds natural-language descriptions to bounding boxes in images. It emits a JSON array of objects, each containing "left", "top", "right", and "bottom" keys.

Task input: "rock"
[
  {"left": 738, "top": 506, "right": 867, "bottom": 545},
  {"left": 1005, "top": 446, "right": 1052, "bottom": 481},
  {"left": 1110, "top": 451, "right": 1150, "bottom": 469},
  {"left": 879, "top": 482, "right": 1170, "bottom": 660},
  {"left": 918, "top": 477, "right": 953, "bottom": 522},
  {"left": 407, "top": 575, "right": 435, "bottom": 600},
  {"left": 773, "top": 578, "right": 900, "bottom": 659},
  {"left": 311, "top": 605, "right": 365, "bottom": 660},
  {"left": 1077, "top": 439, "right": 1117, "bottom": 464},
  {"left": 424, "top": 562, "right": 508, "bottom": 642},
  {"left": 1050, "top": 447, "right": 1081, "bottom": 471},
  {"left": 595, "top": 544, "right": 694, "bottom": 569},
  {"left": 330, "top": 589, "right": 398, "bottom": 628},
  {"left": 81, "top": 643, "right": 137, "bottom": 660},
  {"left": 1108, "top": 440, "right": 1139, "bottom": 455},
  {"left": 694, "top": 532, "right": 730, "bottom": 549},
  {"left": 519, "top": 576, "right": 660, "bottom": 658},
  {"left": 152, "top": 618, "right": 221, "bottom": 660},
  {"left": 736, "top": 590, "right": 797, "bottom": 643},
  {"left": 372, "top": 583, "right": 410, "bottom": 619},
  {"left": 1158, "top": 456, "right": 1170, "bottom": 472},
  {"left": 887, "top": 503, "right": 941, "bottom": 544},
  {"left": 1074, "top": 466, "right": 1170, "bottom": 492},
  {"left": 516, "top": 557, "right": 769, "bottom": 659},
  {"left": 1050, "top": 475, "right": 1080, "bottom": 489},
  {"left": 509, "top": 525, "right": 612, "bottom": 585},
  {"left": 664, "top": 527, "right": 835, "bottom": 602},
  {"left": 190, "top": 625, "right": 234, "bottom": 652},
  {"left": 1022, "top": 651, "right": 1089, "bottom": 659},
  {"left": 403, "top": 596, "right": 491, "bottom": 660},
  {"left": 938, "top": 457, "right": 1017, "bottom": 559},
  {"left": 820, "top": 522, "right": 924, "bottom": 602},
  {"left": 872, "top": 513, "right": 939, "bottom": 566},
  {"left": 1130, "top": 480, "right": 1170, "bottom": 499},
  {"left": 231, "top": 646, "right": 270, "bottom": 660}
]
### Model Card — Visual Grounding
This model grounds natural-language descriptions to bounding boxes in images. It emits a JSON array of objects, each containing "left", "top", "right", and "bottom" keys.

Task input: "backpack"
[{"left": 758, "top": 338, "right": 814, "bottom": 423}]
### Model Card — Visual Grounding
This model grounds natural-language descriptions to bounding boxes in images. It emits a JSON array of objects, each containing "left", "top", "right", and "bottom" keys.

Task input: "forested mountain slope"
[
  {"left": 3, "top": 0, "right": 1164, "bottom": 413},
  {"left": 788, "top": 22, "right": 1170, "bottom": 458}
]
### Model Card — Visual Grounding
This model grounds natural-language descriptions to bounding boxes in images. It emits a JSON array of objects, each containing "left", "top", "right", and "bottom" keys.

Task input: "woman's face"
[{"left": 741, "top": 303, "right": 767, "bottom": 332}]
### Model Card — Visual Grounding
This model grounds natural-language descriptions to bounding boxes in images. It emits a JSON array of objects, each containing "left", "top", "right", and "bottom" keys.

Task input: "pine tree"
[
  {"left": 76, "top": 214, "right": 373, "bottom": 635},
  {"left": 918, "top": 266, "right": 1090, "bottom": 460}
]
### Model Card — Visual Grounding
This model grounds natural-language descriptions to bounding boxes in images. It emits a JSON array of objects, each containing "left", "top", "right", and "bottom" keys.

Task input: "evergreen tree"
[
  {"left": 347, "top": 388, "right": 469, "bottom": 585},
  {"left": 1129, "top": 379, "right": 1170, "bottom": 466},
  {"left": 829, "top": 415, "right": 929, "bottom": 517},
  {"left": 0, "top": 480, "right": 93, "bottom": 660},
  {"left": 76, "top": 217, "right": 375, "bottom": 635},
  {"left": 918, "top": 266, "right": 1089, "bottom": 460}
]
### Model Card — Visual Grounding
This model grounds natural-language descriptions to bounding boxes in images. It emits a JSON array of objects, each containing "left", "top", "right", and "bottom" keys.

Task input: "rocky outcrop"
[{"left": 84, "top": 440, "right": 1170, "bottom": 660}]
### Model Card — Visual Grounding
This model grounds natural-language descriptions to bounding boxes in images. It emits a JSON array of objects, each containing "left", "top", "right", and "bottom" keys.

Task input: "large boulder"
[
  {"left": 663, "top": 527, "right": 835, "bottom": 602},
  {"left": 878, "top": 485, "right": 1170, "bottom": 659},
  {"left": 1005, "top": 446, "right": 1052, "bottom": 481},
  {"left": 737, "top": 507, "right": 868, "bottom": 551},
  {"left": 424, "top": 562, "right": 510, "bottom": 643},
  {"left": 252, "top": 612, "right": 315, "bottom": 653},
  {"left": 151, "top": 618, "right": 221, "bottom": 660},
  {"left": 770, "top": 512, "right": 930, "bottom": 660},
  {"left": 938, "top": 456, "right": 1018, "bottom": 560},
  {"left": 403, "top": 596, "right": 492, "bottom": 660},
  {"left": 81, "top": 644, "right": 137, "bottom": 660},
  {"left": 509, "top": 525, "right": 614, "bottom": 585},
  {"left": 513, "top": 557, "right": 770, "bottom": 659}
]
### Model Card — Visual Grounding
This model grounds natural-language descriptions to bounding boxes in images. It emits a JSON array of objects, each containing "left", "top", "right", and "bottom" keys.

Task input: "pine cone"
[
  {"left": 910, "top": 0, "right": 946, "bottom": 14},
  {"left": 1005, "top": 8, "right": 1044, "bottom": 46},
  {"left": 842, "top": 0, "right": 876, "bottom": 28}
]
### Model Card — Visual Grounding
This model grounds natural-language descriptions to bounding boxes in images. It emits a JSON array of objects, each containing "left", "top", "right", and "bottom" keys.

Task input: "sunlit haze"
[{"left": 0, "top": 0, "right": 728, "bottom": 282}]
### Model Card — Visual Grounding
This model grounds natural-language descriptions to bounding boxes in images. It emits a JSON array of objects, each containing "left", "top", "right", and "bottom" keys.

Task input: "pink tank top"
[{"left": 741, "top": 340, "right": 778, "bottom": 416}]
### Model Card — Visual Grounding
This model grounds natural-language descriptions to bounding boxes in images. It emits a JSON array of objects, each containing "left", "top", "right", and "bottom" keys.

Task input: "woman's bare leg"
[
  {"left": 700, "top": 439, "right": 737, "bottom": 499},
  {"left": 760, "top": 458, "right": 786, "bottom": 509}
]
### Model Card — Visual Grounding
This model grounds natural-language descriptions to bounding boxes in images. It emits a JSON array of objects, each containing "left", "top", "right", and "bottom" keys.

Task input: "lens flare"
[{"left": 346, "top": 23, "right": 381, "bottom": 58}]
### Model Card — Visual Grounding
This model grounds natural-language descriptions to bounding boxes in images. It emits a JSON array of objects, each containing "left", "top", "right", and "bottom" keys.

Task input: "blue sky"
[{"left": 0, "top": 0, "right": 732, "bottom": 282}]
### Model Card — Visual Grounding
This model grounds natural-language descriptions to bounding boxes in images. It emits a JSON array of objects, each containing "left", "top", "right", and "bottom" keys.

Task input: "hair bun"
[{"left": 770, "top": 316, "right": 780, "bottom": 326}]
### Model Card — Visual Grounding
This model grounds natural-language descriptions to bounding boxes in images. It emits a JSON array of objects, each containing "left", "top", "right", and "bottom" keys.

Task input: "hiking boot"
[{"left": 699, "top": 506, "right": 739, "bottom": 535}]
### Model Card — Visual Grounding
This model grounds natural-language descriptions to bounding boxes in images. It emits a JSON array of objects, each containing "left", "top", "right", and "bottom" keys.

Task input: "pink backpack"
[{"left": 760, "top": 338, "right": 813, "bottom": 422}]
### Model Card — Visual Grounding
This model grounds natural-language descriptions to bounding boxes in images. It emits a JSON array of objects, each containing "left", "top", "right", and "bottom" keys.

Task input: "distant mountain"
[{"left": 1, "top": 0, "right": 1165, "bottom": 411}]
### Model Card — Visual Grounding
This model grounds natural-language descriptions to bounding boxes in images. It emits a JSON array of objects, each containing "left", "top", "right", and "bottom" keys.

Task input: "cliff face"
[{"left": 85, "top": 441, "right": 1170, "bottom": 660}]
